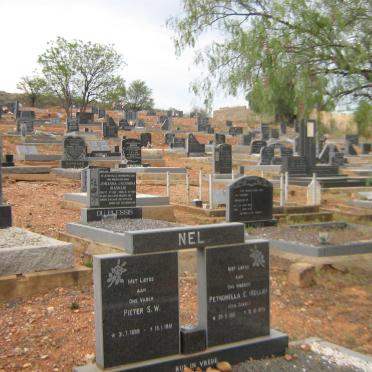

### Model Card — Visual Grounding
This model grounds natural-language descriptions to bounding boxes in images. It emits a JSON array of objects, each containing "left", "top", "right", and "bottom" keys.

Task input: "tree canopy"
[
  {"left": 16, "top": 74, "right": 47, "bottom": 107},
  {"left": 38, "top": 37, "right": 125, "bottom": 115},
  {"left": 124, "top": 80, "right": 154, "bottom": 111},
  {"left": 168, "top": 0, "right": 371, "bottom": 118}
]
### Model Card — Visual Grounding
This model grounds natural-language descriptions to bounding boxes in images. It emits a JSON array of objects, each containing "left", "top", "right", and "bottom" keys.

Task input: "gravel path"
[{"left": 0, "top": 227, "right": 55, "bottom": 249}]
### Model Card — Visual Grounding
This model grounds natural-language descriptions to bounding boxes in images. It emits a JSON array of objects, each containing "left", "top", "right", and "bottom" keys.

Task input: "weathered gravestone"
[
  {"left": 66, "top": 117, "right": 79, "bottom": 133},
  {"left": 121, "top": 138, "right": 142, "bottom": 166},
  {"left": 140, "top": 133, "right": 152, "bottom": 147},
  {"left": 0, "top": 136, "right": 12, "bottom": 227},
  {"left": 226, "top": 176, "right": 276, "bottom": 226},
  {"left": 61, "top": 136, "right": 88, "bottom": 168},
  {"left": 187, "top": 134, "right": 205, "bottom": 156},
  {"left": 16, "top": 111, "right": 35, "bottom": 133},
  {"left": 250, "top": 140, "right": 267, "bottom": 154},
  {"left": 214, "top": 133, "right": 226, "bottom": 145},
  {"left": 214, "top": 144, "right": 232, "bottom": 174},
  {"left": 102, "top": 120, "right": 118, "bottom": 138},
  {"left": 88, "top": 141, "right": 111, "bottom": 157},
  {"left": 259, "top": 146, "right": 274, "bottom": 165},
  {"left": 74, "top": 222, "right": 287, "bottom": 372},
  {"left": 260, "top": 123, "right": 270, "bottom": 140}
]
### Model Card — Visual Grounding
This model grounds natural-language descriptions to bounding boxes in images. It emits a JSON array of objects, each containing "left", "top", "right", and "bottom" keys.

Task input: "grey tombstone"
[
  {"left": 88, "top": 140, "right": 111, "bottom": 157},
  {"left": 199, "top": 241, "right": 270, "bottom": 347},
  {"left": 226, "top": 176, "right": 275, "bottom": 226},
  {"left": 259, "top": 146, "right": 274, "bottom": 165},
  {"left": 121, "top": 138, "right": 142, "bottom": 166},
  {"left": 214, "top": 144, "right": 232, "bottom": 174},
  {"left": 61, "top": 135, "right": 88, "bottom": 168},
  {"left": 214, "top": 133, "right": 226, "bottom": 145},
  {"left": 250, "top": 140, "right": 267, "bottom": 154},
  {"left": 93, "top": 251, "right": 179, "bottom": 369}
]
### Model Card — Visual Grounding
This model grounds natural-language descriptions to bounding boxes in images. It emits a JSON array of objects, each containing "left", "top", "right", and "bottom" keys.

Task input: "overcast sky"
[{"left": 0, "top": 0, "right": 247, "bottom": 112}]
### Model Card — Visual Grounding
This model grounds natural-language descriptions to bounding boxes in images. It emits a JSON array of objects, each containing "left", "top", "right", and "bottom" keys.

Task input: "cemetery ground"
[{"left": 1, "top": 175, "right": 371, "bottom": 371}]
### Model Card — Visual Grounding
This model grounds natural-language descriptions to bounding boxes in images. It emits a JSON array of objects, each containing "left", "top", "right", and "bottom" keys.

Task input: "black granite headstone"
[
  {"left": 93, "top": 252, "right": 179, "bottom": 368},
  {"left": 250, "top": 140, "right": 267, "bottom": 154},
  {"left": 102, "top": 120, "right": 118, "bottom": 138},
  {"left": 88, "top": 169, "right": 136, "bottom": 208},
  {"left": 203, "top": 242, "right": 270, "bottom": 347},
  {"left": 140, "top": 133, "right": 152, "bottom": 147},
  {"left": 197, "top": 117, "right": 209, "bottom": 132},
  {"left": 122, "top": 139, "right": 142, "bottom": 166},
  {"left": 214, "top": 144, "right": 232, "bottom": 174},
  {"left": 98, "top": 109, "right": 106, "bottom": 119},
  {"left": 226, "top": 176, "right": 274, "bottom": 225},
  {"left": 214, "top": 133, "right": 226, "bottom": 145},
  {"left": 173, "top": 137, "right": 186, "bottom": 148},
  {"left": 239, "top": 134, "right": 252, "bottom": 146},
  {"left": 259, "top": 146, "right": 274, "bottom": 165},
  {"left": 270, "top": 128, "right": 279, "bottom": 139},
  {"left": 77, "top": 112, "right": 94, "bottom": 124}
]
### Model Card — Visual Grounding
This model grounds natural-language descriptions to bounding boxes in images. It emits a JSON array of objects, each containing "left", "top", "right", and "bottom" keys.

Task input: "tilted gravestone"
[
  {"left": 214, "top": 144, "right": 232, "bottom": 174},
  {"left": 214, "top": 133, "right": 226, "bottom": 145},
  {"left": 121, "top": 138, "right": 142, "bottom": 166},
  {"left": 0, "top": 136, "right": 12, "bottom": 227},
  {"left": 187, "top": 134, "right": 205, "bottom": 156},
  {"left": 226, "top": 176, "right": 276, "bottom": 226},
  {"left": 61, "top": 136, "right": 88, "bottom": 168},
  {"left": 102, "top": 120, "right": 118, "bottom": 138},
  {"left": 74, "top": 221, "right": 287, "bottom": 372},
  {"left": 259, "top": 146, "right": 274, "bottom": 165},
  {"left": 140, "top": 133, "right": 152, "bottom": 147},
  {"left": 66, "top": 117, "right": 79, "bottom": 133},
  {"left": 250, "top": 140, "right": 267, "bottom": 154}
]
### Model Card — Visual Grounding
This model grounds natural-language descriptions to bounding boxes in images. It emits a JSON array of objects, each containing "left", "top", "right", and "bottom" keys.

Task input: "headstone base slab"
[
  {"left": 74, "top": 330, "right": 288, "bottom": 372},
  {"left": 244, "top": 219, "right": 278, "bottom": 228},
  {"left": 61, "top": 160, "right": 89, "bottom": 169},
  {"left": 0, "top": 205, "right": 12, "bottom": 228}
]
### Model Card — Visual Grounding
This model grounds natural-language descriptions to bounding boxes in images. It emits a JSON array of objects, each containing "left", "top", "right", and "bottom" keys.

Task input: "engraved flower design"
[
  {"left": 107, "top": 259, "right": 127, "bottom": 288},
  {"left": 250, "top": 248, "right": 265, "bottom": 268}
]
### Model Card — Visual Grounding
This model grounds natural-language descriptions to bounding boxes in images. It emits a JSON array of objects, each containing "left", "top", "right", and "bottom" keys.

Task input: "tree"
[
  {"left": 38, "top": 37, "right": 125, "bottom": 115},
  {"left": 17, "top": 75, "right": 47, "bottom": 107},
  {"left": 124, "top": 80, "right": 154, "bottom": 111},
  {"left": 354, "top": 101, "right": 372, "bottom": 137},
  {"left": 168, "top": 0, "right": 371, "bottom": 117}
]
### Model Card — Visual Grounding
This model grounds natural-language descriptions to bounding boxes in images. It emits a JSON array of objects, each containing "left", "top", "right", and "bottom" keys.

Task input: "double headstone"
[
  {"left": 74, "top": 222, "right": 287, "bottom": 371},
  {"left": 214, "top": 144, "right": 232, "bottom": 174},
  {"left": 121, "top": 138, "right": 142, "bottom": 166},
  {"left": 61, "top": 135, "right": 88, "bottom": 168},
  {"left": 226, "top": 176, "right": 276, "bottom": 226}
]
